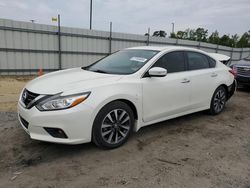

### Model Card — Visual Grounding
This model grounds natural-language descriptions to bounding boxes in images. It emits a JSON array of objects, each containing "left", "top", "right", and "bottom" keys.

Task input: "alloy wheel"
[
  {"left": 101, "top": 109, "right": 131, "bottom": 144},
  {"left": 213, "top": 89, "right": 226, "bottom": 113}
]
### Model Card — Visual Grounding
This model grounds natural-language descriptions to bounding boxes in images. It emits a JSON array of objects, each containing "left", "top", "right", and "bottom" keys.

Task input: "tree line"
[{"left": 147, "top": 28, "right": 250, "bottom": 48}]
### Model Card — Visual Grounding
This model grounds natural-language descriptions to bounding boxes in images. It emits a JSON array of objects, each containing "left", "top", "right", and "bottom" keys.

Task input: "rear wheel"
[
  {"left": 92, "top": 101, "right": 134, "bottom": 149},
  {"left": 209, "top": 86, "right": 227, "bottom": 115}
]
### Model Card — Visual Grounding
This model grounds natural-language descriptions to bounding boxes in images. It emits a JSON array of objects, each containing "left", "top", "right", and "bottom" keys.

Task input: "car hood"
[
  {"left": 230, "top": 60, "right": 250, "bottom": 67},
  {"left": 25, "top": 68, "right": 123, "bottom": 95}
]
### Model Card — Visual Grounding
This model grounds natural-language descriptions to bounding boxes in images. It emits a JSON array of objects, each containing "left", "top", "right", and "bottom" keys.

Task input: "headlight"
[{"left": 36, "top": 92, "right": 90, "bottom": 111}]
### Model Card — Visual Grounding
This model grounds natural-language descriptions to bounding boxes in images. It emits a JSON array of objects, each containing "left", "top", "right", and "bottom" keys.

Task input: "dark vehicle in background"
[{"left": 230, "top": 60, "right": 250, "bottom": 87}]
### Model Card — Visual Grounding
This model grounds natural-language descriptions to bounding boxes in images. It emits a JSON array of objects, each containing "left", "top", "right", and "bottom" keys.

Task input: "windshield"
[{"left": 84, "top": 49, "right": 159, "bottom": 74}]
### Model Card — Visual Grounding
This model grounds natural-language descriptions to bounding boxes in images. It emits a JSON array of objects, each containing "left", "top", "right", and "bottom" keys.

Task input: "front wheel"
[
  {"left": 92, "top": 101, "right": 134, "bottom": 149},
  {"left": 209, "top": 86, "right": 227, "bottom": 115}
]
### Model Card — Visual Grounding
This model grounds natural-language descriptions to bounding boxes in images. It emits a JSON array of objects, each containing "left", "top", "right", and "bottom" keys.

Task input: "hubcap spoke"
[
  {"left": 114, "top": 109, "right": 118, "bottom": 121},
  {"left": 107, "top": 114, "right": 114, "bottom": 123},
  {"left": 121, "top": 116, "right": 129, "bottom": 125},
  {"left": 119, "top": 125, "right": 130, "bottom": 130},
  {"left": 107, "top": 131, "right": 114, "bottom": 143},
  {"left": 119, "top": 130, "right": 126, "bottom": 138},
  {"left": 102, "top": 129, "right": 112, "bottom": 137},
  {"left": 115, "top": 131, "right": 118, "bottom": 143},
  {"left": 119, "top": 111, "right": 126, "bottom": 121},
  {"left": 102, "top": 123, "right": 112, "bottom": 128},
  {"left": 218, "top": 91, "right": 221, "bottom": 98}
]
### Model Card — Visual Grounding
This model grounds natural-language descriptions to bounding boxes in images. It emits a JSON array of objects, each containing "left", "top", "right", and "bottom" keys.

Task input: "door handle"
[
  {"left": 211, "top": 73, "right": 218, "bottom": 77},
  {"left": 181, "top": 78, "right": 190, "bottom": 83}
]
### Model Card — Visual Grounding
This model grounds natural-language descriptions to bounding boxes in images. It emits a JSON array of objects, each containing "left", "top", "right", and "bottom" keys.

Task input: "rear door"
[
  {"left": 185, "top": 51, "right": 218, "bottom": 109},
  {"left": 141, "top": 51, "right": 191, "bottom": 123}
]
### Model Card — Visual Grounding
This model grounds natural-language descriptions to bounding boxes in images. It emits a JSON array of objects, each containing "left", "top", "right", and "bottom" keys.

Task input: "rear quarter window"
[{"left": 207, "top": 57, "right": 217, "bottom": 68}]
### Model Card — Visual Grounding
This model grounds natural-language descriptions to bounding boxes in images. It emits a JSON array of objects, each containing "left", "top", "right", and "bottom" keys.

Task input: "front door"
[{"left": 141, "top": 51, "right": 190, "bottom": 123}]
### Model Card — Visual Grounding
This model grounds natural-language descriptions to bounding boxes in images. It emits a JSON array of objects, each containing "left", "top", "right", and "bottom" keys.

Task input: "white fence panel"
[{"left": 0, "top": 18, "right": 249, "bottom": 75}]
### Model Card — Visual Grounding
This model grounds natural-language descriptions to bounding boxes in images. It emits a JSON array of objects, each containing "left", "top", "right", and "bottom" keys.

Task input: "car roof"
[{"left": 126, "top": 45, "right": 207, "bottom": 53}]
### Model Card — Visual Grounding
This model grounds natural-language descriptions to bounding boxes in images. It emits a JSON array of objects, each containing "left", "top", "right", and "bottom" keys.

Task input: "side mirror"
[{"left": 148, "top": 67, "right": 167, "bottom": 77}]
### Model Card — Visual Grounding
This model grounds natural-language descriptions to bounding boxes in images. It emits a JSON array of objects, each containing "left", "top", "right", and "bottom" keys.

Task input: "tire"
[
  {"left": 209, "top": 86, "right": 227, "bottom": 115},
  {"left": 92, "top": 101, "right": 134, "bottom": 149}
]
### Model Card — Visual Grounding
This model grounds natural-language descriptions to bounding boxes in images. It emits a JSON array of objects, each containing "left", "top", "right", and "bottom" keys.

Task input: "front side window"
[
  {"left": 85, "top": 50, "right": 159, "bottom": 75},
  {"left": 152, "top": 51, "right": 186, "bottom": 73},
  {"left": 187, "top": 52, "right": 210, "bottom": 70}
]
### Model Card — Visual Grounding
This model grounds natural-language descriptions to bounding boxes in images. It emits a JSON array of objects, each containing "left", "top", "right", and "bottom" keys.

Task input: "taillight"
[{"left": 229, "top": 66, "right": 237, "bottom": 78}]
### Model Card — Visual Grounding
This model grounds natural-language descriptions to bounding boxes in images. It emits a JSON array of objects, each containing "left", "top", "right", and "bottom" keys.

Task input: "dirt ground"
[
  {"left": 0, "top": 76, "right": 250, "bottom": 188},
  {"left": 0, "top": 76, "right": 35, "bottom": 112}
]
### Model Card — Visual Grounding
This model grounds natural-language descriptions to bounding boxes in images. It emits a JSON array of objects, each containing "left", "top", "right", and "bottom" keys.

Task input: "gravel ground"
[{"left": 0, "top": 76, "right": 249, "bottom": 188}]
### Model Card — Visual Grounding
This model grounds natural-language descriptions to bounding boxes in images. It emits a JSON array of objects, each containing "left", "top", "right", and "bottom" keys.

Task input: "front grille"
[
  {"left": 19, "top": 115, "right": 29, "bottom": 129},
  {"left": 236, "top": 66, "right": 250, "bottom": 77},
  {"left": 22, "top": 89, "right": 39, "bottom": 108}
]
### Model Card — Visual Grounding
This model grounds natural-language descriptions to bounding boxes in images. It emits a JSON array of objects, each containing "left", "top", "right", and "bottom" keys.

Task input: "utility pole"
[
  {"left": 90, "top": 0, "right": 93, "bottom": 30},
  {"left": 58, "top": 14, "right": 62, "bottom": 70},
  {"left": 109, "top": 22, "right": 112, "bottom": 54},
  {"left": 147, "top": 27, "right": 150, "bottom": 46},
  {"left": 52, "top": 15, "right": 62, "bottom": 69},
  {"left": 172, "top": 22, "right": 175, "bottom": 33}
]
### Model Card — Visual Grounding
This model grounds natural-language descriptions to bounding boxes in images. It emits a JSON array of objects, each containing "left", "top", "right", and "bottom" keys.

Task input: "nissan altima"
[{"left": 18, "top": 46, "right": 236, "bottom": 149}]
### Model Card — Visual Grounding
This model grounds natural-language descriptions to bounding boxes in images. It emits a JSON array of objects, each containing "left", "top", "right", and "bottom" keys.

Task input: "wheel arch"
[
  {"left": 90, "top": 95, "right": 140, "bottom": 137},
  {"left": 94, "top": 98, "right": 138, "bottom": 121},
  {"left": 217, "top": 83, "right": 236, "bottom": 101},
  {"left": 219, "top": 84, "right": 229, "bottom": 99},
  {"left": 114, "top": 99, "right": 138, "bottom": 120}
]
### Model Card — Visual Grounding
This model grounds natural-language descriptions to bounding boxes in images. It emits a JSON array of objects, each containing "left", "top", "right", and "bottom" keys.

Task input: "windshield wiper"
[
  {"left": 82, "top": 67, "right": 109, "bottom": 74},
  {"left": 90, "top": 69, "right": 108, "bottom": 74},
  {"left": 81, "top": 66, "right": 89, "bottom": 70}
]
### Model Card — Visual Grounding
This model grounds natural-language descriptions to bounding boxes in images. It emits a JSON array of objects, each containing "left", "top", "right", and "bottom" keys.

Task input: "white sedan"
[{"left": 18, "top": 46, "right": 236, "bottom": 149}]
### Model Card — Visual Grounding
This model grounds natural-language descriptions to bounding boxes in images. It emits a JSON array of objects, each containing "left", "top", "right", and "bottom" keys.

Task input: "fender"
[{"left": 89, "top": 93, "right": 143, "bottom": 135}]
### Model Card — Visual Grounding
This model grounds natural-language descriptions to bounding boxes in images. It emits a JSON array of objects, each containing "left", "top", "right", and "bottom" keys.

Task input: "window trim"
[{"left": 142, "top": 50, "right": 187, "bottom": 78}]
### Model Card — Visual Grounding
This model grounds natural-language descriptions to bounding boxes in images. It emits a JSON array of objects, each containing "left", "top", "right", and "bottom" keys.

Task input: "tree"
[
  {"left": 166, "top": 27, "right": 250, "bottom": 48},
  {"left": 152, "top": 30, "right": 167, "bottom": 37},
  {"left": 170, "top": 32, "right": 177, "bottom": 38},
  {"left": 208, "top": 30, "right": 220, "bottom": 44},
  {"left": 237, "top": 31, "right": 250, "bottom": 47},
  {"left": 219, "top": 35, "right": 231, "bottom": 46},
  {"left": 189, "top": 29, "right": 197, "bottom": 41},
  {"left": 183, "top": 29, "right": 190, "bottom": 39},
  {"left": 195, "top": 28, "right": 208, "bottom": 42},
  {"left": 176, "top": 31, "right": 188, "bottom": 39},
  {"left": 230, "top": 34, "right": 239, "bottom": 47}
]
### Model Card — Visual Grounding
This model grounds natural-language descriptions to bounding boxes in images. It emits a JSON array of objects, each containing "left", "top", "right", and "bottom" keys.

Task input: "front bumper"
[{"left": 17, "top": 101, "right": 94, "bottom": 144}]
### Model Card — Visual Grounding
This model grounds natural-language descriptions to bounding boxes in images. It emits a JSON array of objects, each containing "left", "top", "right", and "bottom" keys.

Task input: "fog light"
[{"left": 44, "top": 127, "right": 68, "bottom": 139}]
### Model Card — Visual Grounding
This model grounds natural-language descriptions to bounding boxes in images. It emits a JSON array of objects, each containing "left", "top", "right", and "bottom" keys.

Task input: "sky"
[{"left": 0, "top": 0, "right": 249, "bottom": 36}]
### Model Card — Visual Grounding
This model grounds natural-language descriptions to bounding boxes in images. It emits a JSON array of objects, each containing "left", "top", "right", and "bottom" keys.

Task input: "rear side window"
[
  {"left": 186, "top": 52, "right": 210, "bottom": 70},
  {"left": 153, "top": 51, "right": 186, "bottom": 73},
  {"left": 208, "top": 57, "right": 216, "bottom": 68}
]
